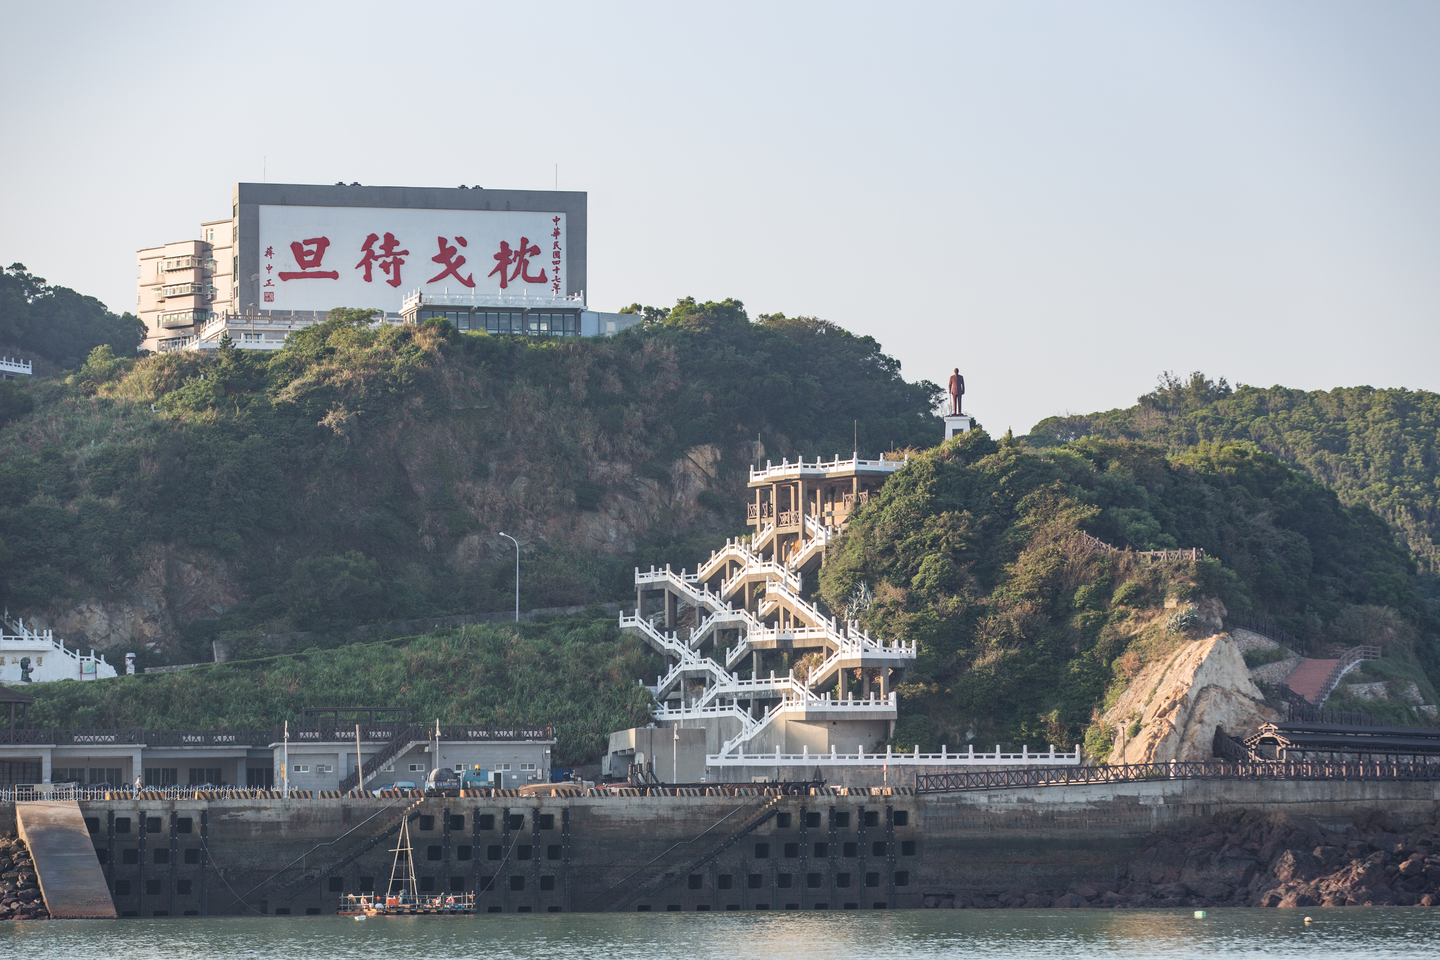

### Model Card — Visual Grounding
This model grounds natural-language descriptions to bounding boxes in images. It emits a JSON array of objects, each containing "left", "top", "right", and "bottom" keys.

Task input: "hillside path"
[{"left": 1284, "top": 658, "right": 1339, "bottom": 704}]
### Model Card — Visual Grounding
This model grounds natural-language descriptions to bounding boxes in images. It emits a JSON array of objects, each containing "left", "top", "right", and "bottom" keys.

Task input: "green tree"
[{"left": 0, "top": 264, "right": 145, "bottom": 367}]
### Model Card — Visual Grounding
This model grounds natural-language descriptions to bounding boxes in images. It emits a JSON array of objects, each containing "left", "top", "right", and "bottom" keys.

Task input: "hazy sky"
[{"left": 3, "top": 2, "right": 1437, "bottom": 435}]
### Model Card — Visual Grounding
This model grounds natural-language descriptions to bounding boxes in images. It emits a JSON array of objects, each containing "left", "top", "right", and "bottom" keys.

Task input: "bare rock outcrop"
[
  {"left": 0, "top": 835, "right": 49, "bottom": 921},
  {"left": 30, "top": 546, "right": 243, "bottom": 654},
  {"left": 1102, "top": 632, "right": 1278, "bottom": 764}
]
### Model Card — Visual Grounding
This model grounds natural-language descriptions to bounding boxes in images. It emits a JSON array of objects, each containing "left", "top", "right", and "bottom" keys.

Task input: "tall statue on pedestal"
[{"left": 948, "top": 368, "right": 965, "bottom": 416}]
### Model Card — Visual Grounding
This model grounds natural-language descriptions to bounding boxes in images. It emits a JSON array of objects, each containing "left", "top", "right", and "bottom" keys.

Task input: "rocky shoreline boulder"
[
  {"left": 930, "top": 808, "right": 1440, "bottom": 909},
  {"left": 0, "top": 835, "right": 48, "bottom": 921}
]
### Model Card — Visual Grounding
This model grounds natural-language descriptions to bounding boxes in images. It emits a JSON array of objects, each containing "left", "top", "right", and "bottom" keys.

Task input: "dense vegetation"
[
  {"left": 1029, "top": 372, "right": 1440, "bottom": 583},
  {"left": 819, "top": 430, "right": 1440, "bottom": 751},
  {"left": 0, "top": 300, "right": 940, "bottom": 662},
  {"left": 20, "top": 616, "right": 657, "bottom": 765},
  {"left": 0, "top": 264, "right": 145, "bottom": 372}
]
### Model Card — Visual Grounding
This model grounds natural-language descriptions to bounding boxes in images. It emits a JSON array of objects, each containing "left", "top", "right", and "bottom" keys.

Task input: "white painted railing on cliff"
[
  {"left": 0, "top": 612, "right": 117, "bottom": 683},
  {"left": 402, "top": 289, "right": 587, "bottom": 311},
  {"left": 707, "top": 743, "right": 1083, "bottom": 767},
  {"left": 749, "top": 454, "right": 908, "bottom": 483},
  {"left": 0, "top": 357, "right": 32, "bottom": 377}
]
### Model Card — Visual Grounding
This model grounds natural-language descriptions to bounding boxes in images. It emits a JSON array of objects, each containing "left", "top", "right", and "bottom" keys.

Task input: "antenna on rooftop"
[{"left": 853, "top": 420, "right": 857, "bottom": 459}]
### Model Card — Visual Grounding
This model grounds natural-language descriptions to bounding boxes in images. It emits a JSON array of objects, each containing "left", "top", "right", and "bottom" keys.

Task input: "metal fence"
[
  {"left": 0, "top": 723, "right": 553, "bottom": 748},
  {"left": 1228, "top": 612, "right": 1309, "bottom": 656},
  {"left": 914, "top": 758, "right": 1440, "bottom": 793}
]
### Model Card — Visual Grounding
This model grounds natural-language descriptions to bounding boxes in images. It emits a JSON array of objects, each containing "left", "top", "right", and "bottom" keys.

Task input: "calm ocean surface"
[{"left": 1, "top": 909, "right": 1437, "bottom": 960}]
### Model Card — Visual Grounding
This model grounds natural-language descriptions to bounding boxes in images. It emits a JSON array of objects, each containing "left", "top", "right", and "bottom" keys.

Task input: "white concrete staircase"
[{"left": 622, "top": 528, "right": 915, "bottom": 758}]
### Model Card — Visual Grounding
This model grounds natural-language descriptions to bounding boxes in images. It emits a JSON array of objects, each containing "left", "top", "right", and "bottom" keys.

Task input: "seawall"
[{"left": 6, "top": 778, "right": 1431, "bottom": 916}]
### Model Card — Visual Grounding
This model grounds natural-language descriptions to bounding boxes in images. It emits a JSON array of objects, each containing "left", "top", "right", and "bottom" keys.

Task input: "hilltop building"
[{"left": 135, "top": 183, "right": 637, "bottom": 354}]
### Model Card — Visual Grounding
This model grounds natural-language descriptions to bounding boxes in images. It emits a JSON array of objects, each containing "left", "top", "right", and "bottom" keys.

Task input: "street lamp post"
[{"left": 498, "top": 532, "right": 519, "bottom": 622}]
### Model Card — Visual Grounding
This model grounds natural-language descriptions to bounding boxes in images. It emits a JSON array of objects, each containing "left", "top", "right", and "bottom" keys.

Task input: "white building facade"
[{"left": 135, "top": 183, "right": 637, "bottom": 354}]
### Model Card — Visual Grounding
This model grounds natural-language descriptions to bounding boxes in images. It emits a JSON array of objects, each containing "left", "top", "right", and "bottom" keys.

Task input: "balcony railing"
[
  {"left": 161, "top": 256, "right": 216, "bottom": 273},
  {"left": 157, "top": 310, "right": 211, "bottom": 328},
  {"left": 160, "top": 283, "right": 215, "bottom": 299}
]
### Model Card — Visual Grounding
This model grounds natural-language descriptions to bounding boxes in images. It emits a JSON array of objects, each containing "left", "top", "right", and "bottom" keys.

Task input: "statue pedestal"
[{"left": 944, "top": 415, "right": 972, "bottom": 440}]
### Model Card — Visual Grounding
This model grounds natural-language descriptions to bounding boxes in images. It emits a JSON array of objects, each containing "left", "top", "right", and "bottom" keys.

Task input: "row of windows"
[
  {"left": 56, "top": 767, "right": 122, "bottom": 785},
  {"left": 90, "top": 809, "right": 901, "bottom": 838},
  {"left": 89, "top": 816, "right": 190, "bottom": 834},
  {"left": 89, "top": 812, "right": 558, "bottom": 835},
  {"left": 420, "top": 309, "right": 580, "bottom": 336},
  {"left": 109, "top": 871, "right": 909, "bottom": 903},
  {"left": 685, "top": 871, "right": 909, "bottom": 890},
  {"left": 773, "top": 810, "right": 908, "bottom": 828},
  {"left": 101, "top": 847, "right": 202, "bottom": 865},
  {"left": 751, "top": 840, "right": 917, "bottom": 859}
]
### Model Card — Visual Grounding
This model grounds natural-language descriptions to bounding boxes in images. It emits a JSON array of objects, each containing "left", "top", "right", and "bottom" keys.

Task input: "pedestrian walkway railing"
[{"left": 915, "top": 758, "right": 1440, "bottom": 793}]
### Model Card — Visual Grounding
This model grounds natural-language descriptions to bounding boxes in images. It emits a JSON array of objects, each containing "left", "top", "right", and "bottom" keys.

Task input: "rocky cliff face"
[
  {"left": 1102, "top": 631, "right": 1278, "bottom": 764},
  {"left": 29, "top": 546, "right": 243, "bottom": 654},
  {"left": 449, "top": 442, "right": 727, "bottom": 565}
]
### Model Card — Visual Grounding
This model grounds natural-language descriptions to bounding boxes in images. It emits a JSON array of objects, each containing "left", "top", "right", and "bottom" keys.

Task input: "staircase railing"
[
  {"left": 1315, "top": 644, "right": 1383, "bottom": 706},
  {"left": 337, "top": 725, "right": 424, "bottom": 793}
]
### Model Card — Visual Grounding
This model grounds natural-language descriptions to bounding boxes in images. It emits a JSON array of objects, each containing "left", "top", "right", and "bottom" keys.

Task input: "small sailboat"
[{"left": 339, "top": 816, "right": 475, "bottom": 915}]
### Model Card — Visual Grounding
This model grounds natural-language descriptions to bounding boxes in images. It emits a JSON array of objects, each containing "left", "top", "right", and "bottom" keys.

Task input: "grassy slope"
[{"left": 19, "top": 615, "right": 659, "bottom": 765}]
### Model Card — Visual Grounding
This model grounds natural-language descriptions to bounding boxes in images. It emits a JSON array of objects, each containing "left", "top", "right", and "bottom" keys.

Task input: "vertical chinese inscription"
[
  {"left": 262, "top": 245, "right": 276, "bottom": 302},
  {"left": 550, "top": 217, "right": 562, "bottom": 295}
]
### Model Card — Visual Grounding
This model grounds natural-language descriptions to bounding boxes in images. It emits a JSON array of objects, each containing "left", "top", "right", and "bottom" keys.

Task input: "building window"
[
  {"left": 519, "top": 762, "right": 537, "bottom": 772},
  {"left": 409, "top": 764, "right": 425, "bottom": 772},
  {"left": 496, "top": 763, "right": 511, "bottom": 771},
  {"left": 292, "top": 764, "right": 309, "bottom": 774},
  {"left": 143, "top": 768, "right": 178, "bottom": 786}
]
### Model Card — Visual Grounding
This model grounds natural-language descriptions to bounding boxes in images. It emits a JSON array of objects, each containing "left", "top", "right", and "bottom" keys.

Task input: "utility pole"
[{"left": 499, "top": 532, "right": 520, "bottom": 622}]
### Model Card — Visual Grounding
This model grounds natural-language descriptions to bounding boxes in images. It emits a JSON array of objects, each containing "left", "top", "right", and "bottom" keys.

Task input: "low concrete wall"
[{"left": 21, "top": 777, "right": 1432, "bottom": 916}]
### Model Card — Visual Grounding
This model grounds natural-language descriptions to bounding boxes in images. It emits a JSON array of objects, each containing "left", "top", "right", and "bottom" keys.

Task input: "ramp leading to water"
[{"left": 15, "top": 801, "right": 116, "bottom": 918}]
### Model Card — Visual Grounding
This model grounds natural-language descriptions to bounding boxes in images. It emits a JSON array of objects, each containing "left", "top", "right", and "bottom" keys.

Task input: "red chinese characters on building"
[
  {"left": 262, "top": 245, "right": 276, "bottom": 302},
  {"left": 487, "top": 237, "right": 549, "bottom": 290},
  {"left": 427, "top": 236, "right": 475, "bottom": 287},
  {"left": 355, "top": 232, "right": 409, "bottom": 288},
  {"left": 550, "top": 218, "right": 562, "bottom": 295},
  {"left": 278, "top": 238, "right": 340, "bottom": 280}
]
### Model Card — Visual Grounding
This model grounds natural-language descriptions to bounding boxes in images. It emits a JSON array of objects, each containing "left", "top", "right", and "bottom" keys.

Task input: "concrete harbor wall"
[{"left": 5, "top": 778, "right": 1429, "bottom": 916}]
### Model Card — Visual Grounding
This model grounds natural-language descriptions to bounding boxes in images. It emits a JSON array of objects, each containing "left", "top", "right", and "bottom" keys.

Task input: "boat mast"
[{"left": 387, "top": 817, "right": 419, "bottom": 903}]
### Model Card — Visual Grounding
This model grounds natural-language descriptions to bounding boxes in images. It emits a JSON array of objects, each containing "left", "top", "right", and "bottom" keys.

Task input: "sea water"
[{"left": 1, "top": 908, "right": 1436, "bottom": 959}]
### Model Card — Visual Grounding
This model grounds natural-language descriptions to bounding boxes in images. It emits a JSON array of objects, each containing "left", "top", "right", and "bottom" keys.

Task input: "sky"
[{"left": 2, "top": 1, "right": 1437, "bottom": 435}]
